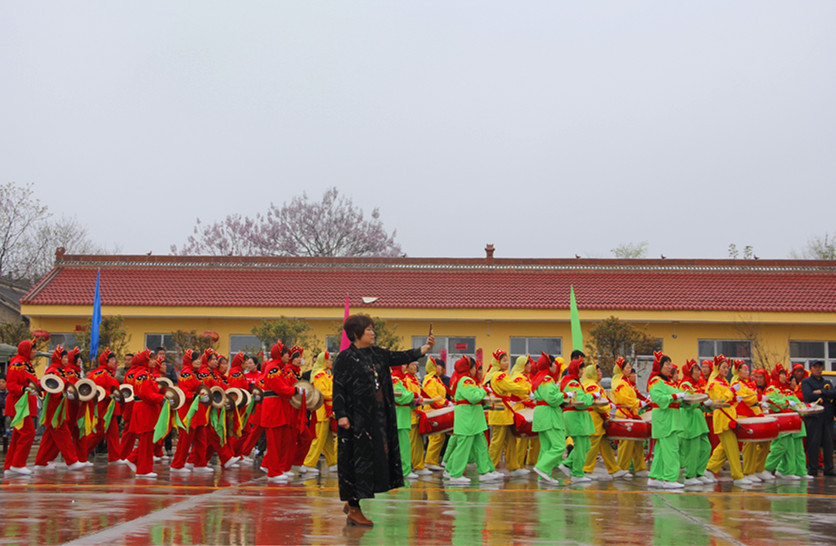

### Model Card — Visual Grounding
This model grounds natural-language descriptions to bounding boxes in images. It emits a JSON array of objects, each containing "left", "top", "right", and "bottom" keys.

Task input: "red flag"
[{"left": 339, "top": 295, "right": 351, "bottom": 351}]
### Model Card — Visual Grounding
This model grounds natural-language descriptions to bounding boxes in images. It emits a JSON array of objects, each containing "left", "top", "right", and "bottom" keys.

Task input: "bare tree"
[
  {"left": 0, "top": 182, "right": 50, "bottom": 279},
  {"left": 791, "top": 234, "right": 836, "bottom": 260},
  {"left": 171, "top": 187, "right": 402, "bottom": 258},
  {"left": 611, "top": 241, "right": 648, "bottom": 259}
]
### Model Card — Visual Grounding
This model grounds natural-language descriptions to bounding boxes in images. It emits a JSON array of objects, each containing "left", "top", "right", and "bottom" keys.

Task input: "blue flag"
[{"left": 89, "top": 269, "right": 102, "bottom": 363}]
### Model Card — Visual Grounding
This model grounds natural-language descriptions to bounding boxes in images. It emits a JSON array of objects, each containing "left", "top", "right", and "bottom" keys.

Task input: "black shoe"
[
  {"left": 808, "top": 471, "right": 818, "bottom": 478},
  {"left": 823, "top": 470, "right": 836, "bottom": 477}
]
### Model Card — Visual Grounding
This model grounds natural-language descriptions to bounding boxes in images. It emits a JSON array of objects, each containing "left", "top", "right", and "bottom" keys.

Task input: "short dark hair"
[
  {"left": 155, "top": 346, "right": 165, "bottom": 353},
  {"left": 811, "top": 360, "right": 825, "bottom": 368},
  {"left": 571, "top": 350, "right": 585, "bottom": 360},
  {"left": 660, "top": 356, "right": 672, "bottom": 366},
  {"left": 344, "top": 314, "right": 374, "bottom": 342}
]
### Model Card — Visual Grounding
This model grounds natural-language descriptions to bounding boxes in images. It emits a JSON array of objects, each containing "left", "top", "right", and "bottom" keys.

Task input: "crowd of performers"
[{"left": 4, "top": 338, "right": 835, "bottom": 488}]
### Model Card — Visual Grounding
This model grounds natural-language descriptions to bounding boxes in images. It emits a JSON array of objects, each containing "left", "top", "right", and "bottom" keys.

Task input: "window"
[
  {"left": 789, "top": 341, "right": 836, "bottom": 371},
  {"left": 509, "top": 337, "right": 562, "bottom": 360},
  {"left": 144, "top": 334, "right": 177, "bottom": 352},
  {"left": 697, "top": 339, "right": 752, "bottom": 364},
  {"left": 326, "top": 335, "right": 342, "bottom": 353},
  {"left": 49, "top": 333, "right": 78, "bottom": 351},
  {"left": 229, "top": 335, "right": 263, "bottom": 355},
  {"left": 635, "top": 339, "right": 664, "bottom": 363},
  {"left": 412, "top": 336, "right": 476, "bottom": 371}
]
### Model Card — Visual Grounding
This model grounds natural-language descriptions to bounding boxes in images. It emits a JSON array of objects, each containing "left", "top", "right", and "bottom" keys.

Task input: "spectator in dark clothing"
[
  {"left": 0, "top": 376, "right": 8, "bottom": 411},
  {"left": 801, "top": 360, "right": 836, "bottom": 476}
]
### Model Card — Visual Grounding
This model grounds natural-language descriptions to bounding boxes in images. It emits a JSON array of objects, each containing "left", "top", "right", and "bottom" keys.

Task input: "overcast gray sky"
[{"left": 2, "top": 2, "right": 834, "bottom": 260}]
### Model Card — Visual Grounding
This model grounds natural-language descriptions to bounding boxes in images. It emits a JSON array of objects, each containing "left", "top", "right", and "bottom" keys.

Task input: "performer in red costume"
[
  {"left": 85, "top": 349, "right": 122, "bottom": 463},
  {"left": 260, "top": 342, "right": 305, "bottom": 482},
  {"left": 171, "top": 349, "right": 202, "bottom": 473},
  {"left": 3, "top": 339, "right": 39, "bottom": 475},
  {"left": 125, "top": 350, "right": 168, "bottom": 478},
  {"left": 34, "top": 347, "right": 83, "bottom": 470}
]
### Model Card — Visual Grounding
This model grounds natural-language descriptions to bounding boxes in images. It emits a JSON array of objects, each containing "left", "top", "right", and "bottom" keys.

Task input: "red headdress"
[
  {"left": 98, "top": 349, "right": 113, "bottom": 367},
  {"left": 770, "top": 364, "right": 787, "bottom": 388},
  {"left": 531, "top": 352, "right": 555, "bottom": 391},
  {"left": 560, "top": 359, "right": 583, "bottom": 390},
  {"left": 231, "top": 351, "right": 245, "bottom": 370},
  {"left": 449, "top": 356, "right": 474, "bottom": 396}
]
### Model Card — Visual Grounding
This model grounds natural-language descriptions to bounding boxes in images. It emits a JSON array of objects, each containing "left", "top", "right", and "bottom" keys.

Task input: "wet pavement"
[{"left": 2, "top": 455, "right": 836, "bottom": 545}]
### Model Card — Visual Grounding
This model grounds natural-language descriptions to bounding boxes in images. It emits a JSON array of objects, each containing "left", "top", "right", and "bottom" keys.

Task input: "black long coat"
[{"left": 332, "top": 344, "right": 423, "bottom": 501}]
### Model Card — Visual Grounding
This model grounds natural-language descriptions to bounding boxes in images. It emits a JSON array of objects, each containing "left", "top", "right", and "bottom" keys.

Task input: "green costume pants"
[
  {"left": 398, "top": 428, "right": 412, "bottom": 477},
  {"left": 564, "top": 434, "right": 590, "bottom": 477},
  {"left": 681, "top": 434, "right": 710, "bottom": 478},
  {"left": 534, "top": 428, "right": 566, "bottom": 475},
  {"left": 765, "top": 434, "right": 791, "bottom": 473},
  {"left": 649, "top": 434, "right": 681, "bottom": 482},
  {"left": 447, "top": 433, "right": 495, "bottom": 477}
]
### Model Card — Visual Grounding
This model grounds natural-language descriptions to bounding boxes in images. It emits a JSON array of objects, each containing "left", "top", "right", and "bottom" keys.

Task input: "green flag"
[
  {"left": 10, "top": 393, "right": 30, "bottom": 430},
  {"left": 153, "top": 402, "right": 171, "bottom": 443},
  {"left": 570, "top": 285, "right": 583, "bottom": 351}
]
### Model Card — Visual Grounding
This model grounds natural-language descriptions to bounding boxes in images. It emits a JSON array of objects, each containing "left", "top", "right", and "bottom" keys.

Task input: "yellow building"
[{"left": 20, "top": 252, "right": 836, "bottom": 384}]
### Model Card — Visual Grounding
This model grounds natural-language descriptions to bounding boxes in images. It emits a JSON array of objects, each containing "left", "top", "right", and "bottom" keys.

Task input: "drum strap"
[{"left": 534, "top": 401, "right": 550, "bottom": 407}]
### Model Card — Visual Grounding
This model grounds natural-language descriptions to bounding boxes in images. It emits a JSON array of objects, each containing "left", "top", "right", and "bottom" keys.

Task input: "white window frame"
[
  {"left": 509, "top": 336, "right": 562, "bottom": 361},
  {"left": 697, "top": 339, "right": 752, "bottom": 365},
  {"left": 789, "top": 340, "right": 836, "bottom": 372}
]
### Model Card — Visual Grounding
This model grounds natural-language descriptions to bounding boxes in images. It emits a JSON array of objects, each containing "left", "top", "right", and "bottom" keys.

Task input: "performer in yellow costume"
[
  {"left": 405, "top": 361, "right": 431, "bottom": 475},
  {"left": 609, "top": 357, "right": 648, "bottom": 476},
  {"left": 303, "top": 351, "right": 337, "bottom": 473},
  {"left": 422, "top": 356, "right": 449, "bottom": 471},
  {"left": 487, "top": 350, "right": 530, "bottom": 474}
]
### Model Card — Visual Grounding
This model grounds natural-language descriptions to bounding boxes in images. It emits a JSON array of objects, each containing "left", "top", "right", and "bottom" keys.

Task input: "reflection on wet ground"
[{"left": 2, "top": 455, "right": 836, "bottom": 545}]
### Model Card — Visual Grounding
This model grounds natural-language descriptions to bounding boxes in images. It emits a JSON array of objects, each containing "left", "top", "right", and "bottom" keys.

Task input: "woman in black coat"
[{"left": 333, "top": 314, "right": 434, "bottom": 527}]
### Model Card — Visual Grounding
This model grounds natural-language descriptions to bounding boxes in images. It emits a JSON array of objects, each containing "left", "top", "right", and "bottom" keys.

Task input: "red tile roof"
[{"left": 20, "top": 255, "right": 836, "bottom": 313}]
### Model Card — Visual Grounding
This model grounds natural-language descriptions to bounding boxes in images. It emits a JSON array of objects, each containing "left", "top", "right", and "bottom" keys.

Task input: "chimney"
[{"left": 485, "top": 244, "right": 495, "bottom": 260}]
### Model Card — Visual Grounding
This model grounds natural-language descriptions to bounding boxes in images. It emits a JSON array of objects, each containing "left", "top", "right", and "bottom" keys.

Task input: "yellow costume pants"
[
  {"left": 742, "top": 441, "right": 769, "bottom": 475},
  {"left": 525, "top": 437, "right": 540, "bottom": 466},
  {"left": 425, "top": 433, "right": 446, "bottom": 466},
  {"left": 489, "top": 425, "right": 522, "bottom": 471},
  {"left": 616, "top": 439, "right": 647, "bottom": 472},
  {"left": 583, "top": 434, "right": 619, "bottom": 474},
  {"left": 410, "top": 424, "right": 425, "bottom": 470},
  {"left": 706, "top": 430, "right": 744, "bottom": 480},
  {"left": 303, "top": 421, "right": 337, "bottom": 468}
]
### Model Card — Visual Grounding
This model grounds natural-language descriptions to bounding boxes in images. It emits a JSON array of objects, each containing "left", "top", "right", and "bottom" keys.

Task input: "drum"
[
  {"left": 734, "top": 416, "right": 779, "bottom": 443},
  {"left": 772, "top": 412, "right": 803, "bottom": 434},
  {"left": 797, "top": 404, "right": 824, "bottom": 416},
  {"left": 683, "top": 393, "right": 709, "bottom": 404},
  {"left": 418, "top": 406, "right": 455, "bottom": 436},
  {"left": 606, "top": 419, "right": 651, "bottom": 441},
  {"left": 511, "top": 408, "right": 537, "bottom": 438}
]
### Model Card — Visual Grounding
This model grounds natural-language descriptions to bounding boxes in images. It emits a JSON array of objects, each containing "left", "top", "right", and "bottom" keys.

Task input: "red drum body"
[
  {"left": 734, "top": 417, "right": 779, "bottom": 443},
  {"left": 606, "top": 419, "right": 651, "bottom": 441},
  {"left": 772, "top": 412, "right": 803, "bottom": 434},
  {"left": 418, "top": 406, "right": 455, "bottom": 435},
  {"left": 512, "top": 408, "right": 537, "bottom": 438}
]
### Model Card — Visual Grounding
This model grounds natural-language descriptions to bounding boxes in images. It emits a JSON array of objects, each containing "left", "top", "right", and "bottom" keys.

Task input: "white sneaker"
[
  {"left": 136, "top": 472, "right": 158, "bottom": 479},
  {"left": 784, "top": 474, "right": 801, "bottom": 481},
  {"left": 405, "top": 472, "right": 419, "bottom": 479},
  {"left": 284, "top": 471, "right": 296, "bottom": 478},
  {"left": 448, "top": 476, "right": 471, "bottom": 485},
  {"left": 683, "top": 478, "right": 702, "bottom": 486},
  {"left": 34, "top": 463, "right": 56, "bottom": 471},
  {"left": 125, "top": 460, "right": 137, "bottom": 472},
  {"left": 306, "top": 467, "right": 320, "bottom": 475},
  {"left": 170, "top": 467, "right": 191, "bottom": 474},
  {"left": 595, "top": 473, "right": 613, "bottom": 481},
  {"left": 699, "top": 474, "right": 717, "bottom": 484},
  {"left": 267, "top": 474, "right": 289, "bottom": 483},
  {"left": 509, "top": 469, "right": 530, "bottom": 477},
  {"left": 663, "top": 481, "right": 684, "bottom": 489},
  {"left": 328, "top": 464, "right": 338, "bottom": 472},
  {"left": 67, "top": 462, "right": 86, "bottom": 471},
  {"left": 442, "top": 471, "right": 451, "bottom": 479},
  {"left": 479, "top": 472, "right": 503, "bottom": 482},
  {"left": 733, "top": 478, "right": 753, "bottom": 487},
  {"left": 611, "top": 470, "right": 629, "bottom": 479},
  {"left": 240, "top": 456, "right": 254, "bottom": 464},
  {"left": 9, "top": 466, "right": 32, "bottom": 475},
  {"left": 533, "top": 467, "right": 559, "bottom": 484},
  {"left": 571, "top": 476, "right": 592, "bottom": 484},
  {"left": 774, "top": 470, "right": 784, "bottom": 478},
  {"left": 801, "top": 474, "right": 815, "bottom": 481},
  {"left": 414, "top": 468, "right": 432, "bottom": 476},
  {"left": 635, "top": 470, "right": 650, "bottom": 478},
  {"left": 185, "top": 463, "right": 194, "bottom": 469},
  {"left": 194, "top": 466, "right": 214, "bottom": 474},
  {"left": 82, "top": 461, "right": 94, "bottom": 468},
  {"left": 291, "top": 465, "right": 304, "bottom": 473},
  {"left": 745, "top": 474, "right": 762, "bottom": 483},
  {"left": 153, "top": 457, "right": 161, "bottom": 463},
  {"left": 647, "top": 478, "right": 663, "bottom": 488},
  {"left": 223, "top": 456, "right": 241, "bottom": 469},
  {"left": 426, "top": 464, "right": 444, "bottom": 471},
  {"left": 557, "top": 464, "right": 572, "bottom": 477},
  {"left": 758, "top": 471, "right": 775, "bottom": 480},
  {"left": 259, "top": 466, "right": 268, "bottom": 473}
]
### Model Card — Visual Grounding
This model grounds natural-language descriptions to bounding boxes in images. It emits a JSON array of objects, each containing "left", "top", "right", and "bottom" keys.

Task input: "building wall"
[{"left": 23, "top": 303, "right": 836, "bottom": 375}]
